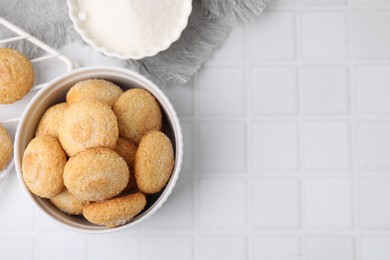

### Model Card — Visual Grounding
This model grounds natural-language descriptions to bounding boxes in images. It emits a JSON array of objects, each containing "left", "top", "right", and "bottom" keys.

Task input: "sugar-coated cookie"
[
  {"left": 0, "top": 124, "right": 13, "bottom": 171},
  {"left": 135, "top": 131, "right": 174, "bottom": 194},
  {"left": 0, "top": 48, "right": 34, "bottom": 104},
  {"left": 114, "top": 137, "right": 137, "bottom": 191},
  {"left": 59, "top": 100, "right": 118, "bottom": 156},
  {"left": 113, "top": 88, "right": 162, "bottom": 144},
  {"left": 66, "top": 79, "right": 123, "bottom": 106},
  {"left": 22, "top": 136, "right": 66, "bottom": 198},
  {"left": 36, "top": 102, "right": 68, "bottom": 138},
  {"left": 63, "top": 148, "right": 129, "bottom": 201},
  {"left": 83, "top": 192, "right": 146, "bottom": 228},
  {"left": 50, "top": 189, "right": 89, "bottom": 215}
]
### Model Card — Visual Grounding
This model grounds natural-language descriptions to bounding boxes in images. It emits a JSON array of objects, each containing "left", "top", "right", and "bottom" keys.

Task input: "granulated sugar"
[{"left": 76, "top": 0, "right": 189, "bottom": 58}]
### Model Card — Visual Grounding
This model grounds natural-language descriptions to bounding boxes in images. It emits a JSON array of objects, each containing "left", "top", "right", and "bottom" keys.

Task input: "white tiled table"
[{"left": 1, "top": 0, "right": 390, "bottom": 259}]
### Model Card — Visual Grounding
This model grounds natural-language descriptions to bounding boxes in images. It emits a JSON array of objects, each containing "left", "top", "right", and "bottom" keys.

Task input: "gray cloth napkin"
[{"left": 0, "top": 0, "right": 268, "bottom": 85}]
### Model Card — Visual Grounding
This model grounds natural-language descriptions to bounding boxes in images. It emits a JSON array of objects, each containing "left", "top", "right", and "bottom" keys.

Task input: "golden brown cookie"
[
  {"left": 0, "top": 48, "right": 34, "bottom": 104},
  {"left": 59, "top": 100, "right": 118, "bottom": 156},
  {"left": 113, "top": 88, "right": 162, "bottom": 144},
  {"left": 36, "top": 102, "right": 68, "bottom": 138},
  {"left": 114, "top": 137, "right": 137, "bottom": 191},
  {"left": 0, "top": 124, "right": 13, "bottom": 171},
  {"left": 22, "top": 136, "right": 66, "bottom": 198},
  {"left": 66, "top": 79, "right": 123, "bottom": 106},
  {"left": 135, "top": 131, "right": 174, "bottom": 194},
  {"left": 50, "top": 189, "right": 89, "bottom": 215},
  {"left": 63, "top": 148, "right": 129, "bottom": 201},
  {"left": 83, "top": 192, "right": 146, "bottom": 228}
]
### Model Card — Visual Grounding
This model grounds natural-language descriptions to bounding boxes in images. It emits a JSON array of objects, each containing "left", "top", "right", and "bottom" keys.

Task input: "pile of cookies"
[{"left": 22, "top": 79, "right": 175, "bottom": 228}]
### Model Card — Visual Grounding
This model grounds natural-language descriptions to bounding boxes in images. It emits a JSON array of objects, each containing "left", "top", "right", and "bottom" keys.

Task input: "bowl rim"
[
  {"left": 14, "top": 66, "right": 183, "bottom": 233},
  {"left": 67, "top": 0, "right": 193, "bottom": 60}
]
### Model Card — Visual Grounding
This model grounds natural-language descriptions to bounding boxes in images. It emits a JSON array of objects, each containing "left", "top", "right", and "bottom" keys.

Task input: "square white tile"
[
  {"left": 253, "top": 121, "right": 299, "bottom": 172},
  {"left": 251, "top": 67, "right": 298, "bottom": 116},
  {"left": 161, "top": 80, "right": 194, "bottom": 117},
  {"left": 356, "top": 66, "right": 390, "bottom": 115},
  {"left": 198, "top": 121, "right": 246, "bottom": 173},
  {"left": 354, "top": 11, "right": 390, "bottom": 59},
  {"left": 303, "top": 121, "right": 350, "bottom": 172},
  {"left": 301, "top": 66, "right": 349, "bottom": 115},
  {"left": 306, "top": 236, "right": 354, "bottom": 260},
  {"left": 361, "top": 236, "right": 390, "bottom": 260},
  {"left": 145, "top": 236, "right": 193, "bottom": 260},
  {"left": 253, "top": 179, "right": 300, "bottom": 229},
  {"left": 90, "top": 235, "right": 140, "bottom": 260},
  {"left": 197, "top": 67, "right": 246, "bottom": 117},
  {"left": 359, "top": 179, "right": 390, "bottom": 229},
  {"left": 356, "top": 122, "right": 390, "bottom": 172},
  {"left": 0, "top": 175, "right": 35, "bottom": 231},
  {"left": 251, "top": 12, "right": 296, "bottom": 61},
  {"left": 198, "top": 236, "right": 247, "bottom": 260},
  {"left": 146, "top": 178, "right": 193, "bottom": 229},
  {"left": 37, "top": 234, "right": 87, "bottom": 260},
  {"left": 0, "top": 235, "right": 34, "bottom": 260},
  {"left": 305, "top": 179, "right": 352, "bottom": 228},
  {"left": 301, "top": 12, "right": 348, "bottom": 60},
  {"left": 199, "top": 178, "right": 247, "bottom": 229},
  {"left": 252, "top": 236, "right": 301, "bottom": 260}
]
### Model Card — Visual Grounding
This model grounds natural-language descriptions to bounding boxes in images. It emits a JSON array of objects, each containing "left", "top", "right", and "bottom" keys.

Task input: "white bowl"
[
  {"left": 67, "top": 0, "right": 193, "bottom": 60},
  {"left": 14, "top": 67, "right": 183, "bottom": 233}
]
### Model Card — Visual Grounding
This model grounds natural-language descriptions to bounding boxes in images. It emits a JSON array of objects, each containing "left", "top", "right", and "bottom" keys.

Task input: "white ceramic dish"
[
  {"left": 67, "top": 0, "right": 192, "bottom": 60},
  {"left": 14, "top": 67, "right": 183, "bottom": 233}
]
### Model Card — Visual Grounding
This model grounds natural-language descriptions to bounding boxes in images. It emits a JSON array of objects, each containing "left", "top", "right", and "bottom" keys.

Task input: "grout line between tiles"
[
  {"left": 193, "top": 71, "right": 200, "bottom": 260},
  {"left": 348, "top": 0, "right": 362, "bottom": 259},
  {"left": 245, "top": 19, "right": 253, "bottom": 260},
  {"left": 296, "top": 0, "right": 308, "bottom": 259}
]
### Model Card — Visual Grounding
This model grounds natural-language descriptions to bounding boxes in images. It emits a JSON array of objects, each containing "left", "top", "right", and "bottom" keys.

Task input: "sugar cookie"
[
  {"left": 67, "top": 79, "right": 123, "bottom": 106},
  {"left": 135, "top": 131, "right": 174, "bottom": 194},
  {"left": 22, "top": 136, "right": 66, "bottom": 198},
  {"left": 114, "top": 137, "right": 137, "bottom": 191},
  {"left": 0, "top": 124, "right": 13, "bottom": 171},
  {"left": 113, "top": 88, "right": 162, "bottom": 144},
  {"left": 50, "top": 189, "right": 89, "bottom": 215},
  {"left": 36, "top": 102, "right": 68, "bottom": 138},
  {"left": 59, "top": 100, "right": 118, "bottom": 156},
  {"left": 0, "top": 48, "right": 34, "bottom": 104},
  {"left": 83, "top": 192, "right": 146, "bottom": 228},
  {"left": 63, "top": 148, "right": 129, "bottom": 201}
]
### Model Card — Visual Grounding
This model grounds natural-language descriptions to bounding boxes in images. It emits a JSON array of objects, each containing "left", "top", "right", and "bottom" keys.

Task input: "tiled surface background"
[{"left": 1, "top": 0, "right": 390, "bottom": 259}]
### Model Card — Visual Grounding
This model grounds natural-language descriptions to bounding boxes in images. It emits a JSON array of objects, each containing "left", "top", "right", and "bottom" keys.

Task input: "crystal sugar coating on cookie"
[
  {"left": 0, "top": 124, "right": 13, "bottom": 171},
  {"left": 63, "top": 147, "right": 129, "bottom": 201},
  {"left": 113, "top": 88, "right": 162, "bottom": 144},
  {"left": 0, "top": 48, "right": 34, "bottom": 104},
  {"left": 59, "top": 100, "right": 119, "bottom": 156},
  {"left": 22, "top": 136, "right": 66, "bottom": 198},
  {"left": 66, "top": 79, "right": 123, "bottom": 107}
]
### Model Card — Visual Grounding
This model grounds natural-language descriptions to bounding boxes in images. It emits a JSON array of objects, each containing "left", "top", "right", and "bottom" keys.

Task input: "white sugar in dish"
[{"left": 70, "top": 0, "right": 192, "bottom": 59}]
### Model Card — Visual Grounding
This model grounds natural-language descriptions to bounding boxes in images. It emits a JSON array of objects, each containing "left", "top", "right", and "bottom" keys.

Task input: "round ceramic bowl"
[
  {"left": 14, "top": 67, "right": 183, "bottom": 233},
  {"left": 67, "top": 0, "right": 192, "bottom": 60}
]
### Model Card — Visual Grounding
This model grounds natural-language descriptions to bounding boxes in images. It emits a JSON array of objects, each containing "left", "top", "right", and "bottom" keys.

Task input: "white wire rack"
[{"left": 0, "top": 17, "right": 76, "bottom": 184}]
